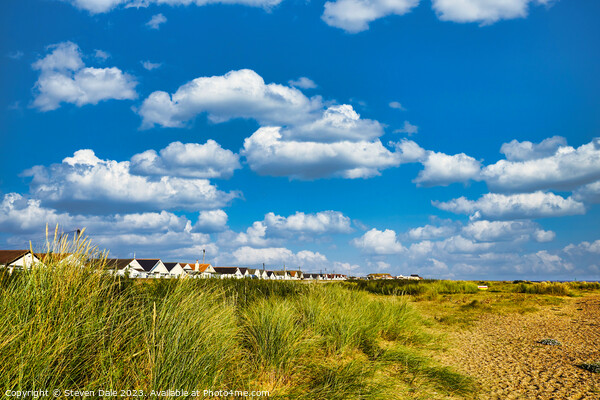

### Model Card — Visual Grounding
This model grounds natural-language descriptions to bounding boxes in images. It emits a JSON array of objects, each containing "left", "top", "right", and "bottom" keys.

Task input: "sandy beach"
[{"left": 437, "top": 294, "right": 600, "bottom": 399}]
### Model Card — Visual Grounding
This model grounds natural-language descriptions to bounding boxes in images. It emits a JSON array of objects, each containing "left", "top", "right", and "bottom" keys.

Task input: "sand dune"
[{"left": 439, "top": 294, "right": 600, "bottom": 399}]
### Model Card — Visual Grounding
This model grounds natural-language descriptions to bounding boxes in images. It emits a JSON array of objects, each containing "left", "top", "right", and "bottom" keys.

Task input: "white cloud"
[
  {"left": 351, "top": 228, "right": 405, "bottom": 255},
  {"left": 142, "top": 61, "right": 162, "bottom": 70},
  {"left": 434, "top": 191, "right": 585, "bottom": 220},
  {"left": 65, "top": 0, "right": 127, "bottom": 13},
  {"left": 393, "top": 121, "right": 418, "bottom": 135},
  {"left": 130, "top": 140, "right": 241, "bottom": 179},
  {"left": 242, "top": 127, "right": 401, "bottom": 179},
  {"left": 263, "top": 210, "right": 353, "bottom": 236},
  {"left": 32, "top": 42, "right": 137, "bottom": 111},
  {"left": 533, "top": 229, "right": 555, "bottom": 243},
  {"left": 220, "top": 210, "right": 353, "bottom": 247},
  {"left": 573, "top": 181, "right": 600, "bottom": 204},
  {"left": 0, "top": 192, "right": 224, "bottom": 259},
  {"left": 138, "top": 69, "right": 320, "bottom": 129},
  {"left": 65, "top": 0, "right": 282, "bottom": 14},
  {"left": 23, "top": 149, "right": 239, "bottom": 213},
  {"left": 431, "top": 0, "right": 551, "bottom": 24},
  {"left": 288, "top": 77, "right": 317, "bottom": 89},
  {"left": 408, "top": 223, "right": 457, "bottom": 240},
  {"left": 146, "top": 13, "right": 167, "bottom": 29},
  {"left": 284, "top": 104, "right": 384, "bottom": 143},
  {"left": 482, "top": 138, "right": 600, "bottom": 192},
  {"left": 231, "top": 246, "right": 327, "bottom": 267},
  {"left": 392, "top": 139, "right": 428, "bottom": 163},
  {"left": 94, "top": 49, "right": 110, "bottom": 61},
  {"left": 414, "top": 151, "right": 481, "bottom": 187},
  {"left": 500, "top": 136, "right": 567, "bottom": 161},
  {"left": 226, "top": 222, "right": 271, "bottom": 248},
  {"left": 322, "top": 0, "right": 419, "bottom": 33},
  {"left": 389, "top": 101, "right": 406, "bottom": 110},
  {"left": 194, "top": 210, "right": 228, "bottom": 233},
  {"left": 461, "top": 220, "right": 550, "bottom": 242}
]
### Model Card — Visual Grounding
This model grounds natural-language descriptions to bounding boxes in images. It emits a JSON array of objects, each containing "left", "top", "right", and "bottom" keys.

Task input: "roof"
[
  {"left": 273, "top": 270, "right": 288, "bottom": 276},
  {"left": 104, "top": 258, "right": 135, "bottom": 270},
  {"left": 0, "top": 249, "right": 30, "bottom": 265},
  {"left": 213, "top": 267, "right": 239, "bottom": 274},
  {"left": 136, "top": 259, "right": 161, "bottom": 272},
  {"left": 238, "top": 267, "right": 248, "bottom": 274},
  {"left": 197, "top": 263, "right": 212, "bottom": 273},
  {"left": 163, "top": 262, "right": 179, "bottom": 271}
]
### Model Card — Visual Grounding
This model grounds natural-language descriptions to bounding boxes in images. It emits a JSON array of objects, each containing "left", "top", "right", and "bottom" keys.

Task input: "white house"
[
  {"left": 273, "top": 270, "right": 290, "bottom": 280},
  {"left": 104, "top": 258, "right": 145, "bottom": 278},
  {"left": 0, "top": 250, "right": 43, "bottom": 273},
  {"left": 136, "top": 259, "right": 169, "bottom": 278},
  {"left": 213, "top": 267, "right": 243, "bottom": 279},
  {"left": 164, "top": 262, "right": 183, "bottom": 278}
]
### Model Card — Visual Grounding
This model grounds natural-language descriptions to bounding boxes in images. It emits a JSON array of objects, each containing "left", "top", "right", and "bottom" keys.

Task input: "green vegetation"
[
  {"left": 578, "top": 362, "right": 600, "bottom": 373},
  {"left": 0, "top": 236, "right": 475, "bottom": 399}
]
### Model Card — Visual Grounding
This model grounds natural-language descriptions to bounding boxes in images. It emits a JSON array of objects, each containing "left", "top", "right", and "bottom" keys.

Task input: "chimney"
[{"left": 195, "top": 259, "right": 199, "bottom": 271}]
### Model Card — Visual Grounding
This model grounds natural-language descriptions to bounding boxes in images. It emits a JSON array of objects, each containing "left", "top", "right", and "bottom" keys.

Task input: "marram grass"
[{"left": 0, "top": 233, "right": 476, "bottom": 399}]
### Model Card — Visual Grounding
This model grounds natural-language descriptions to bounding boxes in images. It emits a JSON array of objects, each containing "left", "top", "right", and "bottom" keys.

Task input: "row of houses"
[
  {"left": 0, "top": 250, "right": 348, "bottom": 281},
  {"left": 366, "top": 273, "right": 423, "bottom": 280}
]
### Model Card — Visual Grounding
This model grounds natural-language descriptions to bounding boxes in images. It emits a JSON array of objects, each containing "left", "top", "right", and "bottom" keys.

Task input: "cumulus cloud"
[
  {"left": 23, "top": 149, "right": 239, "bottom": 214},
  {"left": 32, "top": 41, "right": 137, "bottom": 111},
  {"left": 194, "top": 210, "right": 228, "bottom": 233},
  {"left": 65, "top": 0, "right": 282, "bottom": 14},
  {"left": 138, "top": 69, "right": 320, "bottom": 129},
  {"left": 288, "top": 77, "right": 317, "bottom": 89},
  {"left": 130, "top": 140, "right": 241, "bottom": 179},
  {"left": 351, "top": 228, "right": 405, "bottom": 254},
  {"left": 322, "top": 0, "right": 419, "bottom": 33},
  {"left": 431, "top": 0, "right": 551, "bottom": 25},
  {"left": 461, "top": 220, "right": 554, "bottom": 242},
  {"left": 220, "top": 210, "right": 353, "bottom": 247},
  {"left": 434, "top": 191, "right": 585, "bottom": 220},
  {"left": 482, "top": 138, "right": 600, "bottom": 192},
  {"left": 414, "top": 151, "right": 481, "bottom": 186},
  {"left": 146, "top": 13, "right": 167, "bottom": 29},
  {"left": 500, "top": 136, "right": 567, "bottom": 161},
  {"left": 242, "top": 127, "right": 401, "bottom": 179},
  {"left": 263, "top": 210, "right": 353, "bottom": 236},
  {"left": 573, "top": 181, "right": 600, "bottom": 204},
  {"left": 231, "top": 246, "right": 327, "bottom": 267},
  {"left": 408, "top": 222, "right": 457, "bottom": 240},
  {"left": 0, "top": 192, "right": 222, "bottom": 258},
  {"left": 284, "top": 104, "right": 384, "bottom": 143}
]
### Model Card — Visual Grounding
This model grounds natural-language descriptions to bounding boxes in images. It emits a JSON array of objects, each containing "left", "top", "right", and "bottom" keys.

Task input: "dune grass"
[{"left": 0, "top": 235, "right": 477, "bottom": 399}]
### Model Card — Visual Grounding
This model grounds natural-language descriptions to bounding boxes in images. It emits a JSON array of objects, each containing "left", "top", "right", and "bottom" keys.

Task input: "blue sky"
[{"left": 1, "top": 0, "right": 599, "bottom": 280}]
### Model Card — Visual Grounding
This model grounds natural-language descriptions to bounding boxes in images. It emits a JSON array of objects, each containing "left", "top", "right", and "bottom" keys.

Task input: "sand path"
[{"left": 437, "top": 294, "right": 600, "bottom": 399}]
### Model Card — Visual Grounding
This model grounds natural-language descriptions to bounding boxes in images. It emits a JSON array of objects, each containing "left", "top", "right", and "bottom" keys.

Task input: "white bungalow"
[
  {"left": 249, "top": 269, "right": 268, "bottom": 279},
  {"left": 213, "top": 267, "right": 243, "bottom": 279},
  {"left": 0, "top": 250, "right": 43, "bottom": 273},
  {"left": 105, "top": 258, "right": 145, "bottom": 278},
  {"left": 288, "top": 270, "right": 303, "bottom": 280},
  {"left": 265, "top": 271, "right": 276, "bottom": 280},
  {"left": 303, "top": 273, "right": 322, "bottom": 281},
  {"left": 164, "top": 262, "right": 184, "bottom": 278},
  {"left": 238, "top": 267, "right": 252, "bottom": 278},
  {"left": 136, "top": 259, "right": 169, "bottom": 278},
  {"left": 273, "top": 270, "right": 290, "bottom": 280}
]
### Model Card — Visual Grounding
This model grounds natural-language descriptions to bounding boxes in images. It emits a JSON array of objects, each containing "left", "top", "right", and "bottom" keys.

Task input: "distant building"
[
  {"left": 0, "top": 250, "right": 42, "bottom": 273},
  {"left": 367, "top": 273, "right": 393, "bottom": 280}
]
